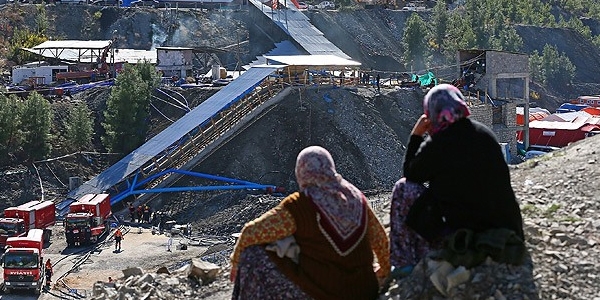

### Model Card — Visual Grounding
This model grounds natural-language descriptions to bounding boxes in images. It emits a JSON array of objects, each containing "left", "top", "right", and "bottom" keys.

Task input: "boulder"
[
  {"left": 187, "top": 259, "right": 220, "bottom": 283},
  {"left": 122, "top": 267, "right": 144, "bottom": 278}
]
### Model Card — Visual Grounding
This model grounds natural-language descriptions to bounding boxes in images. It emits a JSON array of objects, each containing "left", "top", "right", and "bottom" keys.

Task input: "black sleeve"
[
  {"left": 402, "top": 134, "right": 439, "bottom": 183},
  {"left": 403, "top": 134, "right": 424, "bottom": 172}
]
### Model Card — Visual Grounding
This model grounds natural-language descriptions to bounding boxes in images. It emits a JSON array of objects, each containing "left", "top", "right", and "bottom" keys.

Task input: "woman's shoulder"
[
  {"left": 468, "top": 119, "right": 500, "bottom": 141},
  {"left": 280, "top": 192, "right": 314, "bottom": 215},
  {"left": 444, "top": 118, "right": 496, "bottom": 138},
  {"left": 280, "top": 191, "right": 303, "bottom": 205}
]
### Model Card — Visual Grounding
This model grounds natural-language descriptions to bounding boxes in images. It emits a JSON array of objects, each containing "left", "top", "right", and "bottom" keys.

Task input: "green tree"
[
  {"left": 592, "top": 34, "right": 600, "bottom": 48},
  {"left": 529, "top": 45, "right": 576, "bottom": 86},
  {"left": 35, "top": 5, "right": 49, "bottom": 35},
  {"left": 465, "top": 0, "right": 487, "bottom": 47},
  {"left": 21, "top": 92, "right": 53, "bottom": 161},
  {"left": 430, "top": 0, "right": 449, "bottom": 51},
  {"left": 66, "top": 103, "right": 94, "bottom": 152},
  {"left": 402, "top": 13, "right": 430, "bottom": 71},
  {"left": 102, "top": 62, "right": 154, "bottom": 154},
  {"left": 541, "top": 44, "right": 576, "bottom": 86},
  {"left": 442, "top": 14, "right": 477, "bottom": 59},
  {"left": 7, "top": 27, "right": 47, "bottom": 65},
  {"left": 0, "top": 94, "right": 23, "bottom": 164},
  {"left": 513, "top": 0, "right": 553, "bottom": 26},
  {"left": 490, "top": 26, "right": 523, "bottom": 52},
  {"left": 558, "top": 15, "right": 592, "bottom": 39},
  {"left": 529, "top": 50, "right": 544, "bottom": 83},
  {"left": 134, "top": 60, "right": 160, "bottom": 91}
]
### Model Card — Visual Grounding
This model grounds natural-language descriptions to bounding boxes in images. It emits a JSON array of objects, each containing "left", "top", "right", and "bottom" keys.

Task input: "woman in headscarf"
[
  {"left": 231, "top": 146, "right": 390, "bottom": 300},
  {"left": 390, "top": 84, "right": 524, "bottom": 273}
]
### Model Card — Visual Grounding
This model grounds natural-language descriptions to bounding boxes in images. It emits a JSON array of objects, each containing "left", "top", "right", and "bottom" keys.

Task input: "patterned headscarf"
[
  {"left": 295, "top": 146, "right": 368, "bottom": 256},
  {"left": 423, "top": 84, "right": 471, "bottom": 135}
]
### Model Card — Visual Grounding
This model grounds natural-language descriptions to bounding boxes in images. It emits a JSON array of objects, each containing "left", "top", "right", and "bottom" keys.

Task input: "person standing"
[
  {"left": 389, "top": 84, "right": 524, "bottom": 274},
  {"left": 137, "top": 206, "right": 143, "bottom": 223},
  {"left": 376, "top": 73, "right": 381, "bottom": 94},
  {"left": 362, "top": 71, "right": 369, "bottom": 85},
  {"left": 114, "top": 228, "right": 123, "bottom": 252},
  {"left": 143, "top": 205, "right": 151, "bottom": 223},
  {"left": 167, "top": 234, "right": 173, "bottom": 252},
  {"left": 128, "top": 203, "right": 135, "bottom": 221},
  {"left": 45, "top": 259, "right": 53, "bottom": 289},
  {"left": 231, "top": 146, "right": 390, "bottom": 300}
]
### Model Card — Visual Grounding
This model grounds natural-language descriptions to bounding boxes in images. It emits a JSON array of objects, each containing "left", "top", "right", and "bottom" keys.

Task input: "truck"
[
  {"left": 2, "top": 229, "right": 45, "bottom": 295},
  {"left": 0, "top": 200, "right": 56, "bottom": 249},
  {"left": 64, "top": 194, "right": 113, "bottom": 247}
]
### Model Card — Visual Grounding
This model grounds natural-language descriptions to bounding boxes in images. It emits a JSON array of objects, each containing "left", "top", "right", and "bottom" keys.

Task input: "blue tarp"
[{"left": 556, "top": 103, "right": 589, "bottom": 113}]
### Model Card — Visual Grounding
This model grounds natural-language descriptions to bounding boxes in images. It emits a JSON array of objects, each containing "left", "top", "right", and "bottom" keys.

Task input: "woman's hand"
[{"left": 411, "top": 114, "right": 431, "bottom": 136}]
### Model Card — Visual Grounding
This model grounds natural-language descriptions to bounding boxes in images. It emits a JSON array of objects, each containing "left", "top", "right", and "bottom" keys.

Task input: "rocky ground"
[{"left": 23, "top": 134, "right": 600, "bottom": 300}]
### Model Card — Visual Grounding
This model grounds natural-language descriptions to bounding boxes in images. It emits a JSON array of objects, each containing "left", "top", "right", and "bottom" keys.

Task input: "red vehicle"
[
  {"left": 64, "top": 194, "right": 113, "bottom": 247},
  {"left": 2, "top": 229, "right": 45, "bottom": 295},
  {"left": 0, "top": 201, "right": 56, "bottom": 249}
]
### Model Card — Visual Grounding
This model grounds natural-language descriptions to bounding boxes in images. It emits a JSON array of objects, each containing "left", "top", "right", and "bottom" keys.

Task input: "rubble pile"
[
  {"left": 384, "top": 255, "right": 538, "bottom": 299},
  {"left": 92, "top": 260, "right": 225, "bottom": 300}
]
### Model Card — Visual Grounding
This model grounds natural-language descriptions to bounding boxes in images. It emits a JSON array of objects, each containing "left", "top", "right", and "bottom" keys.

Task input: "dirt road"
[{"left": 0, "top": 222, "right": 210, "bottom": 300}]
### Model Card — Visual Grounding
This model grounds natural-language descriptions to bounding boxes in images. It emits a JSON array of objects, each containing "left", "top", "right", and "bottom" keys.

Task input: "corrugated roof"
[
  {"left": 530, "top": 115, "right": 600, "bottom": 130},
  {"left": 32, "top": 40, "right": 112, "bottom": 50},
  {"left": 543, "top": 111, "right": 590, "bottom": 122},
  {"left": 68, "top": 66, "right": 278, "bottom": 200},
  {"left": 248, "top": 0, "right": 350, "bottom": 59},
  {"left": 264, "top": 54, "right": 361, "bottom": 66},
  {"left": 23, "top": 48, "right": 99, "bottom": 62},
  {"left": 22, "top": 47, "right": 156, "bottom": 64},
  {"left": 245, "top": 41, "right": 303, "bottom": 69},
  {"left": 113, "top": 49, "right": 157, "bottom": 64}
]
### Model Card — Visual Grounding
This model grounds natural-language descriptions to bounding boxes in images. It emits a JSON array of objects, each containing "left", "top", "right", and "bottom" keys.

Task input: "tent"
[{"left": 411, "top": 71, "right": 437, "bottom": 87}]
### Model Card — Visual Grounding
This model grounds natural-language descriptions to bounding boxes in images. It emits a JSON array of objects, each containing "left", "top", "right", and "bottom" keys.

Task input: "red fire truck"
[
  {"left": 0, "top": 201, "right": 56, "bottom": 249},
  {"left": 2, "top": 229, "right": 45, "bottom": 295},
  {"left": 64, "top": 194, "right": 113, "bottom": 247}
]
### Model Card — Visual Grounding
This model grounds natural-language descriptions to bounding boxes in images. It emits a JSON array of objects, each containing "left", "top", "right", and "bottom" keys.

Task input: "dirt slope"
[{"left": 151, "top": 86, "right": 424, "bottom": 221}]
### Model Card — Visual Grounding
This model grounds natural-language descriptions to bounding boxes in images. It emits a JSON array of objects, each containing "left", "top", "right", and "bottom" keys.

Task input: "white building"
[
  {"left": 155, "top": 47, "right": 194, "bottom": 79},
  {"left": 11, "top": 62, "right": 69, "bottom": 85}
]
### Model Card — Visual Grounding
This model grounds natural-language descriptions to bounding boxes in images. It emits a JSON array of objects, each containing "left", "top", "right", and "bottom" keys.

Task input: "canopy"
[{"left": 412, "top": 71, "right": 437, "bottom": 87}]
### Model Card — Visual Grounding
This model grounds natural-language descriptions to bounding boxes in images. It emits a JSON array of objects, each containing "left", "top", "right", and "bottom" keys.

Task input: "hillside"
[
  {"left": 32, "top": 132, "right": 600, "bottom": 300},
  {"left": 1, "top": 2, "right": 600, "bottom": 299},
  {"left": 1, "top": 2, "right": 598, "bottom": 190},
  {"left": 3, "top": 4, "right": 600, "bottom": 108}
]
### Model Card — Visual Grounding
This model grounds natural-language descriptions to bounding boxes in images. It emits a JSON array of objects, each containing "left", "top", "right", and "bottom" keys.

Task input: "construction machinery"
[
  {"left": 55, "top": 43, "right": 111, "bottom": 83},
  {"left": 0, "top": 200, "right": 56, "bottom": 249},
  {"left": 64, "top": 194, "right": 113, "bottom": 247},
  {"left": 2, "top": 229, "right": 45, "bottom": 295}
]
